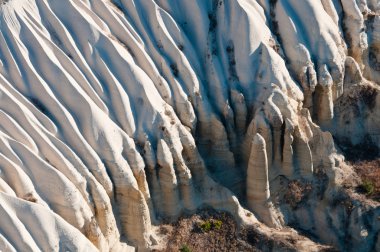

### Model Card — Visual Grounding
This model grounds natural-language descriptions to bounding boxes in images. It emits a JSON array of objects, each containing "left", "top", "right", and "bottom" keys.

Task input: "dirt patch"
[
  {"left": 155, "top": 209, "right": 336, "bottom": 252},
  {"left": 155, "top": 210, "right": 307, "bottom": 252},
  {"left": 156, "top": 210, "right": 258, "bottom": 252}
]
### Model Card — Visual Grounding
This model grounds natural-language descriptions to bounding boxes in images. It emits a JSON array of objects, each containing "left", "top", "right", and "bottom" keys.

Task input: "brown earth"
[
  {"left": 350, "top": 158, "right": 380, "bottom": 201},
  {"left": 155, "top": 211, "right": 258, "bottom": 252},
  {"left": 154, "top": 210, "right": 336, "bottom": 252}
]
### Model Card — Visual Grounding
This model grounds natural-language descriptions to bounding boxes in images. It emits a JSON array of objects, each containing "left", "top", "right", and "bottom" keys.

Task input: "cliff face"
[{"left": 0, "top": 0, "right": 378, "bottom": 251}]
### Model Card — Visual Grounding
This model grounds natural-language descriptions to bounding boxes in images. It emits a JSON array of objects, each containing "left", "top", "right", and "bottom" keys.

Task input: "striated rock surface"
[
  {"left": 247, "top": 133, "right": 283, "bottom": 228},
  {"left": 0, "top": 0, "right": 378, "bottom": 251},
  {"left": 247, "top": 134, "right": 270, "bottom": 204}
]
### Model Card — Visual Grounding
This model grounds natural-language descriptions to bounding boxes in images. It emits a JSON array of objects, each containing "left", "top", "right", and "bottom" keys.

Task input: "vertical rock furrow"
[{"left": 156, "top": 139, "right": 181, "bottom": 219}]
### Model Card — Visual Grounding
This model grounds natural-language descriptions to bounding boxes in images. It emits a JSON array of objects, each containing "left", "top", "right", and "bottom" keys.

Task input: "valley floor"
[{"left": 153, "top": 210, "right": 336, "bottom": 252}]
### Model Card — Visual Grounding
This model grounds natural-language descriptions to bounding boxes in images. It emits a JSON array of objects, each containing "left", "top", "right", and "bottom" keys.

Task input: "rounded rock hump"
[{"left": 252, "top": 133, "right": 266, "bottom": 148}]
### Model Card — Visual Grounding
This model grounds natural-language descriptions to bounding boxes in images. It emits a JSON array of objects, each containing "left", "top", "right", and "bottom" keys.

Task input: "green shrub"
[
  {"left": 213, "top": 219, "right": 222, "bottom": 230},
  {"left": 362, "top": 180, "right": 375, "bottom": 195},
  {"left": 198, "top": 219, "right": 223, "bottom": 232},
  {"left": 200, "top": 221, "right": 212, "bottom": 232},
  {"left": 180, "top": 244, "right": 192, "bottom": 252}
]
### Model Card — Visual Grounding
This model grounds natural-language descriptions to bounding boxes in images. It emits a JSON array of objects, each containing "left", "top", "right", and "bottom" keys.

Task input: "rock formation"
[
  {"left": 247, "top": 133, "right": 282, "bottom": 228},
  {"left": 0, "top": 0, "right": 378, "bottom": 251},
  {"left": 247, "top": 134, "right": 270, "bottom": 204},
  {"left": 156, "top": 139, "right": 180, "bottom": 219}
]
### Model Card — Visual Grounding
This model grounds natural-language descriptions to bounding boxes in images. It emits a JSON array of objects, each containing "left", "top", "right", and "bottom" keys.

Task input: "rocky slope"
[{"left": 0, "top": 0, "right": 378, "bottom": 251}]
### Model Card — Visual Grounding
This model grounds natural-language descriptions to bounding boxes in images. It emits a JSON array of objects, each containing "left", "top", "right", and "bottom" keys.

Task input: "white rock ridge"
[{"left": 0, "top": 0, "right": 378, "bottom": 251}]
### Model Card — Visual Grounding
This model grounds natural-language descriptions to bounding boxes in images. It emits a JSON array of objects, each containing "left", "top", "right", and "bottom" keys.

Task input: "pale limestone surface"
[{"left": 0, "top": 0, "right": 378, "bottom": 251}]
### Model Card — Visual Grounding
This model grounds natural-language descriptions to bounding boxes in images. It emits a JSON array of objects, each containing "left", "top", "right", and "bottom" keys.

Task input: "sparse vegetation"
[
  {"left": 214, "top": 219, "right": 222, "bottom": 230},
  {"left": 199, "top": 220, "right": 212, "bottom": 232},
  {"left": 351, "top": 158, "right": 380, "bottom": 201},
  {"left": 159, "top": 210, "right": 335, "bottom": 251},
  {"left": 179, "top": 244, "right": 192, "bottom": 252},
  {"left": 284, "top": 180, "right": 313, "bottom": 208},
  {"left": 198, "top": 219, "right": 223, "bottom": 232},
  {"left": 162, "top": 210, "right": 258, "bottom": 251},
  {"left": 361, "top": 180, "right": 375, "bottom": 195}
]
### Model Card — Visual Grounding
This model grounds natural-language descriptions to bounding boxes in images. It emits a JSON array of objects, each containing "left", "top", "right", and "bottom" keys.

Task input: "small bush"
[
  {"left": 198, "top": 219, "right": 222, "bottom": 232},
  {"left": 362, "top": 180, "right": 375, "bottom": 195},
  {"left": 213, "top": 219, "right": 222, "bottom": 230},
  {"left": 180, "top": 244, "right": 192, "bottom": 252},
  {"left": 200, "top": 221, "right": 212, "bottom": 232}
]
